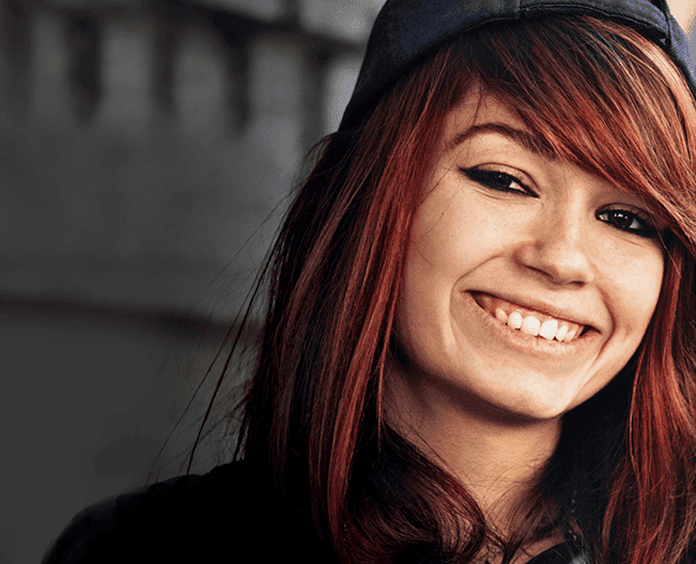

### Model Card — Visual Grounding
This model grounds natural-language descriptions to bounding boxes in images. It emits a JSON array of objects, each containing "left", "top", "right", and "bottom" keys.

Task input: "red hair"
[{"left": 230, "top": 14, "right": 696, "bottom": 564}]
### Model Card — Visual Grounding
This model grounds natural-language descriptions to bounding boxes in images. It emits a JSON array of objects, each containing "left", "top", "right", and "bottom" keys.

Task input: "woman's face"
[{"left": 391, "top": 93, "right": 665, "bottom": 423}]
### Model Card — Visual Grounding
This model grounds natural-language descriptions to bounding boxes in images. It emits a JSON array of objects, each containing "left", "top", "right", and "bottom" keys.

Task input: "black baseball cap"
[{"left": 338, "top": 0, "right": 696, "bottom": 131}]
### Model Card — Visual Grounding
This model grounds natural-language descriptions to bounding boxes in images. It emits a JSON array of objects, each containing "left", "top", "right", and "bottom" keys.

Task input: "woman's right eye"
[{"left": 460, "top": 168, "right": 534, "bottom": 196}]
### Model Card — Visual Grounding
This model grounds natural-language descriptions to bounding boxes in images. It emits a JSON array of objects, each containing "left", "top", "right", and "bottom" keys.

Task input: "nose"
[{"left": 513, "top": 212, "right": 595, "bottom": 287}]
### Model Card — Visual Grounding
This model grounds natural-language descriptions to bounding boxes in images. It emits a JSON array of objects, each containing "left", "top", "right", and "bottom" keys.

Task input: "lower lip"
[{"left": 459, "top": 291, "right": 596, "bottom": 356}]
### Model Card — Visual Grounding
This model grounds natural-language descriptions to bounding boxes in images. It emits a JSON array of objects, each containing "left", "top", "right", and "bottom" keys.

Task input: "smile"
[{"left": 471, "top": 292, "right": 586, "bottom": 343}]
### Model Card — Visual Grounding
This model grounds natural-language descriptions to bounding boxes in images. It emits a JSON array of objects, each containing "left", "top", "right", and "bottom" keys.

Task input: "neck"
[{"left": 386, "top": 371, "right": 562, "bottom": 533}]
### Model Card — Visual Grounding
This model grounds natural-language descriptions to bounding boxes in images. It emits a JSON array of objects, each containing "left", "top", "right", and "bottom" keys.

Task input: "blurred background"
[{"left": 0, "top": 0, "right": 692, "bottom": 562}]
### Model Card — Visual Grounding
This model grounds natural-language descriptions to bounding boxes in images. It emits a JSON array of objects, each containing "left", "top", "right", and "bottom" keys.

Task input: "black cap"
[{"left": 338, "top": 0, "right": 696, "bottom": 131}]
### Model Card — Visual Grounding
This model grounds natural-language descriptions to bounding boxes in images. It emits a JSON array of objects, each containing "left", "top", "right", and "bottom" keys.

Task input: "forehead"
[
  {"left": 445, "top": 92, "right": 519, "bottom": 131},
  {"left": 441, "top": 91, "right": 557, "bottom": 159}
]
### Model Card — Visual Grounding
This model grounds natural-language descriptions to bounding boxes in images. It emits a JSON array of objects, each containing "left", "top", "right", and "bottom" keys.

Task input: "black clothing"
[
  {"left": 42, "top": 461, "right": 333, "bottom": 563},
  {"left": 43, "top": 461, "right": 588, "bottom": 564}
]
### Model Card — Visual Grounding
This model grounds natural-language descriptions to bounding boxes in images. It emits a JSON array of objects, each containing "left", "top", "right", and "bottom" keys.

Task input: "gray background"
[{"left": 0, "top": 0, "right": 692, "bottom": 562}]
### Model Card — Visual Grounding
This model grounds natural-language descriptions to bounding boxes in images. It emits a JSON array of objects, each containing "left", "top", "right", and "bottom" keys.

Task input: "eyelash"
[
  {"left": 461, "top": 167, "right": 658, "bottom": 238},
  {"left": 461, "top": 168, "right": 534, "bottom": 196},
  {"left": 595, "top": 208, "right": 658, "bottom": 238}
]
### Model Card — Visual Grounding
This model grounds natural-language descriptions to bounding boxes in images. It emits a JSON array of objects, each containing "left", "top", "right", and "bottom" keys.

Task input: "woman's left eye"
[{"left": 596, "top": 208, "right": 657, "bottom": 238}]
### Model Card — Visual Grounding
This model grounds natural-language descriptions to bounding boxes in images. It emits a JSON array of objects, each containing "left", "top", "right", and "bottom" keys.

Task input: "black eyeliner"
[
  {"left": 460, "top": 167, "right": 535, "bottom": 196},
  {"left": 596, "top": 209, "right": 658, "bottom": 239}
]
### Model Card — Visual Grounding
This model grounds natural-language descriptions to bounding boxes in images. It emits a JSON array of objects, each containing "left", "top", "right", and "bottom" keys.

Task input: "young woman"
[{"left": 44, "top": 1, "right": 696, "bottom": 563}]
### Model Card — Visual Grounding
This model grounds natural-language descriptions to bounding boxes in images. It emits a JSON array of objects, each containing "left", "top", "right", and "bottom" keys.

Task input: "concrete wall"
[
  {"left": 0, "top": 1, "right": 383, "bottom": 562},
  {"left": 0, "top": 0, "right": 381, "bottom": 319}
]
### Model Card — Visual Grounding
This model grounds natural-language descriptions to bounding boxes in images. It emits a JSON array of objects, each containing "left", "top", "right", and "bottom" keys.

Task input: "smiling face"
[{"left": 389, "top": 93, "right": 665, "bottom": 424}]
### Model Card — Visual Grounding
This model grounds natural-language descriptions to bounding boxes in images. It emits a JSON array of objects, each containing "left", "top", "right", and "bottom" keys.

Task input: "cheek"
[
  {"left": 396, "top": 243, "right": 449, "bottom": 360},
  {"left": 631, "top": 250, "right": 665, "bottom": 318},
  {"left": 407, "top": 195, "right": 504, "bottom": 282},
  {"left": 395, "top": 226, "right": 467, "bottom": 375},
  {"left": 612, "top": 250, "right": 664, "bottom": 336}
]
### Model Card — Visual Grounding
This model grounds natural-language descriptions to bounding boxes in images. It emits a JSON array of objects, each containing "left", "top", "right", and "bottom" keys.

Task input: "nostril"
[{"left": 514, "top": 241, "right": 594, "bottom": 287}]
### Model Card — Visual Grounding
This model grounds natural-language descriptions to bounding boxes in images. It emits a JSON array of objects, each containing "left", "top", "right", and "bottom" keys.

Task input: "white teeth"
[
  {"left": 507, "top": 311, "right": 523, "bottom": 330},
  {"left": 520, "top": 316, "right": 541, "bottom": 336},
  {"left": 495, "top": 307, "right": 581, "bottom": 342},
  {"left": 555, "top": 325, "right": 569, "bottom": 342},
  {"left": 539, "top": 319, "right": 558, "bottom": 340},
  {"left": 495, "top": 308, "right": 508, "bottom": 323}
]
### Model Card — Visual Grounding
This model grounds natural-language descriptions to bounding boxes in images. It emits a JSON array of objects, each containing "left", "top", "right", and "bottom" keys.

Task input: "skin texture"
[{"left": 387, "top": 92, "right": 665, "bottom": 539}]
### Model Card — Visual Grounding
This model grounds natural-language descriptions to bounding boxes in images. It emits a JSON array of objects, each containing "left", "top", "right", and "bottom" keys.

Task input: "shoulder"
[{"left": 43, "top": 460, "right": 334, "bottom": 564}]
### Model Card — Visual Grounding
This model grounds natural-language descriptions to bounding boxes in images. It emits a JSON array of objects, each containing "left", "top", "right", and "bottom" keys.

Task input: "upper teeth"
[{"left": 494, "top": 308, "right": 579, "bottom": 342}]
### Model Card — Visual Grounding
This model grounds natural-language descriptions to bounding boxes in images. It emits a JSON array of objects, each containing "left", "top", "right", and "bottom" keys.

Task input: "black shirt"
[{"left": 43, "top": 461, "right": 589, "bottom": 564}]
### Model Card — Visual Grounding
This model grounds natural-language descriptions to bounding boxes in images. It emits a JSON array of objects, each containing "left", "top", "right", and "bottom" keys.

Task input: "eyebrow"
[{"left": 450, "top": 123, "right": 557, "bottom": 160}]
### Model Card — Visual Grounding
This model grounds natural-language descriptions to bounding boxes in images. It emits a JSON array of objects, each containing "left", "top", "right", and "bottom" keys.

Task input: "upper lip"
[{"left": 468, "top": 290, "right": 599, "bottom": 331}]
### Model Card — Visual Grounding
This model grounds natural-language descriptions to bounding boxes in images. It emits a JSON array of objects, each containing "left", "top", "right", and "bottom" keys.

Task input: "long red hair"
[{"left": 230, "top": 15, "right": 696, "bottom": 564}]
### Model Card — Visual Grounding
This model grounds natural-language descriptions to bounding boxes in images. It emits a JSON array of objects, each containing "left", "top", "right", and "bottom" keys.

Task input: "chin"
[
  {"left": 504, "top": 401, "right": 569, "bottom": 423},
  {"left": 467, "top": 374, "right": 590, "bottom": 424}
]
